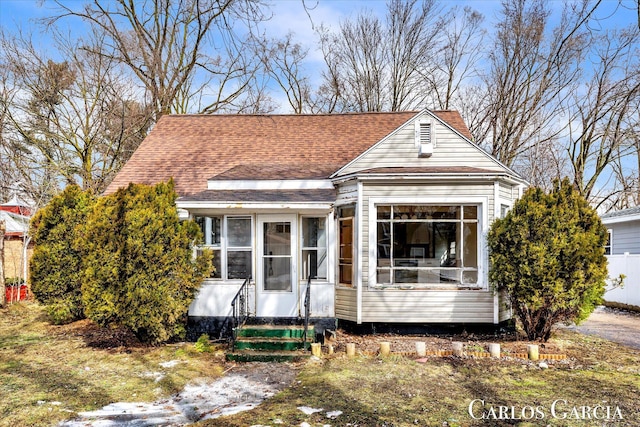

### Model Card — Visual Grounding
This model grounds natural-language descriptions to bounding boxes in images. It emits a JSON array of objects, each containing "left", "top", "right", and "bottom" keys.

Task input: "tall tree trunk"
[{"left": 1, "top": 220, "right": 6, "bottom": 307}]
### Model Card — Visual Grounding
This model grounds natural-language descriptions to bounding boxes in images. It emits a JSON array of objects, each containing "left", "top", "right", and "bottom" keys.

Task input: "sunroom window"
[
  {"left": 375, "top": 205, "right": 479, "bottom": 288},
  {"left": 301, "top": 217, "right": 327, "bottom": 280},
  {"left": 195, "top": 215, "right": 221, "bottom": 279},
  {"left": 195, "top": 215, "right": 253, "bottom": 280}
]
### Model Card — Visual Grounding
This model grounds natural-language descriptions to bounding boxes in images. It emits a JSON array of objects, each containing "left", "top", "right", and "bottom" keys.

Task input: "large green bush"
[
  {"left": 81, "top": 180, "right": 212, "bottom": 344},
  {"left": 488, "top": 178, "right": 608, "bottom": 341},
  {"left": 30, "top": 185, "right": 95, "bottom": 324}
]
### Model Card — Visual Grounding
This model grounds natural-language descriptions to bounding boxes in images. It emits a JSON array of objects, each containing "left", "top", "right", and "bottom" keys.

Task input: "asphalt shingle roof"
[{"left": 106, "top": 111, "right": 472, "bottom": 196}]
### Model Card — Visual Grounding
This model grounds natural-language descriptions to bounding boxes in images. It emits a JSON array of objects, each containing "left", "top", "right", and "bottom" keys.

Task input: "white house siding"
[
  {"left": 339, "top": 115, "right": 506, "bottom": 176},
  {"left": 336, "top": 182, "right": 358, "bottom": 204},
  {"left": 335, "top": 287, "right": 358, "bottom": 321},
  {"left": 359, "top": 290, "right": 495, "bottom": 323},
  {"left": 608, "top": 220, "right": 640, "bottom": 254},
  {"left": 498, "top": 290, "right": 512, "bottom": 323},
  {"left": 499, "top": 182, "right": 515, "bottom": 202},
  {"left": 189, "top": 281, "right": 256, "bottom": 317}
]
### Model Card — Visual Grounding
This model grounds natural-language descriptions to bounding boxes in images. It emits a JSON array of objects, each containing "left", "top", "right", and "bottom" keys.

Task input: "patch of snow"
[
  {"left": 60, "top": 373, "right": 282, "bottom": 427},
  {"left": 326, "top": 410, "right": 343, "bottom": 419},
  {"left": 297, "top": 406, "right": 324, "bottom": 415},
  {"left": 159, "top": 360, "right": 181, "bottom": 368}
]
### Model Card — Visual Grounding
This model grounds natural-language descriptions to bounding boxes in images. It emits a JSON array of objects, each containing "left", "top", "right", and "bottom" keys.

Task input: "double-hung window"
[{"left": 195, "top": 215, "right": 253, "bottom": 280}]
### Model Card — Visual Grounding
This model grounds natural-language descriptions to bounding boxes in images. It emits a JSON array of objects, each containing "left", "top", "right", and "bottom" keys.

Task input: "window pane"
[
  {"left": 430, "top": 206, "right": 460, "bottom": 219},
  {"left": 392, "top": 223, "right": 409, "bottom": 262},
  {"left": 339, "top": 264, "right": 352, "bottom": 285},
  {"left": 377, "top": 268, "right": 391, "bottom": 284},
  {"left": 377, "top": 222, "right": 391, "bottom": 263},
  {"left": 338, "top": 205, "right": 355, "bottom": 218},
  {"left": 433, "top": 222, "right": 460, "bottom": 266},
  {"left": 463, "top": 223, "right": 478, "bottom": 268},
  {"left": 302, "top": 249, "right": 327, "bottom": 280},
  {"left": 228, "top": 217, "right": 251, "bottom": 247},
  {"left": 394, "top": 269, "right": 418, "bottom": 284},
  {"left": 302, "top": 218, "right": 325, "bottom": 248},
  {"left": 228, "top": 251, "right": 251, "bottom": 279},
  {"left": 377, "top": 206, "right": 391, "bottom": 220},
  {"left": 264, "top": 222, "right": 291, "bottom": 255},
  {"left": 462, "top": 271, "right": 478, "bottom": 284},
  {"left": 464, "top": 206, "right": 477, "bottom": 220},
  {"left": 264, "top": 257, "right": 291, "bottom": 291}
]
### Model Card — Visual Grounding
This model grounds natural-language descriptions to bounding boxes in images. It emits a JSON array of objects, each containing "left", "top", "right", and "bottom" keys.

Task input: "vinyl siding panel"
[
  {"left": 360, "top": 290, "right": 495, "bottom": 323},
  {"left": 340, "top": 117, "right": 506, "bottom": 176},
  {"left": 499, "top": 182, "right": 514, "bottom": 201},
  {"left": 336, "top": 181, "right": 357, "bottom": 204},
  {"left": 609, "top": 220, "right": 640, "bottom": 254},
  {"left": 335, "top": 287, "right": 357, "bottom": 321},
  {"left": 498, "top": 290, "right": 512, "bottom": 322}
]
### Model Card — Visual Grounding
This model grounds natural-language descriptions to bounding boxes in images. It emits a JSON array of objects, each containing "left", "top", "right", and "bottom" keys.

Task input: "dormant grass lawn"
[
  {"left": 2, "top": 301, "right": 639, "bottom": 427},
  {"left": 199, "top": 334, "right": 640, "bottom": 427},
  {"left": 0, "top": 302, "right": 224, "bottom": 427}
]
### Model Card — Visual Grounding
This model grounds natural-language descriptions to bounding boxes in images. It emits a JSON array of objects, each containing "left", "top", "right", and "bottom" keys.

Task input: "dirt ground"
[
  {"left": 330, "top": 305, "right": 640, "bottom": 355},
  {"left": 565, "top": 305, "right": 640, "bottom": 350}
]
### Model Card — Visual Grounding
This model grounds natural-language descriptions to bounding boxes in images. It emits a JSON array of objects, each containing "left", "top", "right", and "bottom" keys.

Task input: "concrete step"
[
  {"left": 235, "top": 324, "right": 315, "bottom": 339},
  {"left": 225, "top": 350, "right": 311, "bottom": 363}
]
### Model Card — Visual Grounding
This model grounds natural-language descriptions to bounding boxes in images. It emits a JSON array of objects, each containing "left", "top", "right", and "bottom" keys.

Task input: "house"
[
  {"left": 601, "top": 206, "right": 640, "bottom": 309},
  {"left": 106, "top": 110, "right": 527, "bottom": 338},
  {"left": 1, "top": 195, "right": 34, "bottom": 302}
]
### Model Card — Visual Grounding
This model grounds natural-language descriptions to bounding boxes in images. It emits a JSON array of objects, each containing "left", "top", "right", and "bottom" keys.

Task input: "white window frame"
[
  {"left": 195, "top": 215, "right": 254, "bottom": 281},
  {"left": 368, "top": 196, "right": 488, "bottom": 290},
  {"left": 604, "top": 229, "right": 613, "bottom": 255},
  {"left": 300, "top": 216, "right": 328, "bottom": 282}
]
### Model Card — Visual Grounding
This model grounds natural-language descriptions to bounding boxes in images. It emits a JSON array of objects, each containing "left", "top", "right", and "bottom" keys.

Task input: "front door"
[{"left": 256, "top": 214, "right": 298, "bottom": 317}]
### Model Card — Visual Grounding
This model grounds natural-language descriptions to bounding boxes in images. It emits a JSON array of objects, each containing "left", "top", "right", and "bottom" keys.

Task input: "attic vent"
[
  {"left": 419, "top": 123, "right": 431, "bottom": 144},
  {"left": 417, "top": 122, "right": 434, "bottom": 157}
]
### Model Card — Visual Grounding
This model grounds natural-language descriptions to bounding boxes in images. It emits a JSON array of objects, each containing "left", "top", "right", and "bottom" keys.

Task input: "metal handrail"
[
  {"left": 231, "top": 276, "right": 251, "bottom": 351},
  {"left": 302, "top": 275, "right": 312, "bottom": 350}
]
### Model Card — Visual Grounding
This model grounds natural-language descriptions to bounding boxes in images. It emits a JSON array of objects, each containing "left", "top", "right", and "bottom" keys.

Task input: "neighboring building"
[
  {"left": 1, "top": 195, "right": 33, "bottom": 299},
  {"left": 601, "top": 206, "right": 640, "bottom": 309},
  {"left": 106, "top": 111, "right": 527, "bottom": 337}
]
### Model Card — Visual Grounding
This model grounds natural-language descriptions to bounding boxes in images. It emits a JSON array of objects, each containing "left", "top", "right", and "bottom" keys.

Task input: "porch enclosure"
[{"left": 188, "top": 211, "right": 335, "bottom": 324}]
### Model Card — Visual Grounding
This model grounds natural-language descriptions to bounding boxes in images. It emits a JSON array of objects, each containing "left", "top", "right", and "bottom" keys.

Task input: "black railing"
[
  {"left": 302, "top": 275, "right": 312, "bottom": 350},
  {"left": 231, "top": 276, "right": 251, "bottom": 351}
]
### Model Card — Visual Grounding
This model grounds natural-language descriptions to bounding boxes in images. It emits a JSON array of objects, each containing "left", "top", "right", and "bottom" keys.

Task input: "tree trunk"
[{"left": 1, "top": 220, "right": 6, "bottom": 308}]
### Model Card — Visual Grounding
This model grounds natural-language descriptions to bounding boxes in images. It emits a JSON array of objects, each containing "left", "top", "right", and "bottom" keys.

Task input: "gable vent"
[
  {"left": 418, "top": 122, "right": 434, "bottom": 157},
  {"left": 420, "top": 123, "right": 431, "bottom": 144}
]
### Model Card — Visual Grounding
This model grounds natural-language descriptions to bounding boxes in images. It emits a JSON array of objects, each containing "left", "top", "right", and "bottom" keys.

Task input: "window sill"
[{"left": 368, "top": 284, "right": 484, "bottom": 291}]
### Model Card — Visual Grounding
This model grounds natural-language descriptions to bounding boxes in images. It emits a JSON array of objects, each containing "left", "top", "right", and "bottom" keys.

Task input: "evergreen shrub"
[{"left": 488, "top": 178, "right": 608, "bottom": 341}]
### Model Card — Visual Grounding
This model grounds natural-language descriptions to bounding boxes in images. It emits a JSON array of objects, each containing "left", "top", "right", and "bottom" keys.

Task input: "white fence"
[{"left": 605, "top": 254, "right": 640, "bottom": 308}]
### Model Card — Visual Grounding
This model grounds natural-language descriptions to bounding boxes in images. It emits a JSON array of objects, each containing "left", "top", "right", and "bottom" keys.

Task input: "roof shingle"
[{"left": 106, "top": 111, "right": 472, "bottom": 196}]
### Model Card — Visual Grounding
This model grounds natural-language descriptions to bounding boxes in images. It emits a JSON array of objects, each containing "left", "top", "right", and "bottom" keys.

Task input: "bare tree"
[
  {"left": 0, "top": 29, "right": 150, "bottom": 195},
  {"left": 50, "top": 0, "right": 268, "bottom": 119},
  {"left": 425, "top": 6, "right": 485, "bottom": 111},
  {"left": 0, "top": 220, "right": 5, "bottom": 308},
  {"left": 473, "top": 0, "right": 592, "bottom": 168},
  {"left": 566, "top": 26, "right": 640, "bottom": 207},
  {"left": 255, "top": 32, "right": 312, "bottom": 114},
  {"left": 317, "top": 0, "right": 443, "bottom": 112}
]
